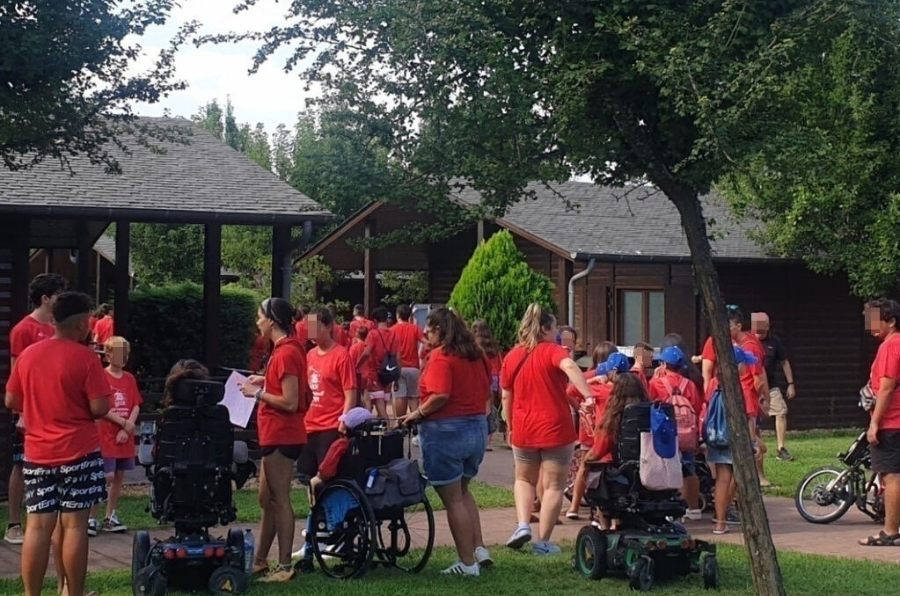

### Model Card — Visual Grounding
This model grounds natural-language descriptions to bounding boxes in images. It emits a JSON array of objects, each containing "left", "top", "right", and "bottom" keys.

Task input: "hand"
[
  {"left": 758, "top": 396, "right": 770, "bottom": 414},
  {"left": 338, "top": 420, "right": 348, "bottom": 434},
  {"left": 123, "top": 420, "right": 135, "bottom": 434},
  {"left": 579, "top": 402, "right": 594, "bottom": 416},
  {"left": 115, "top": 429, "right": 130, "bottom": 444},
  {"left": 786, "top": 384, "right": 796, "bottom": 400},
  {"left": 398, "top": 409, "right": 423, "bottom": 427},
  {"left": 867, "top": 422, "right": 880, "bottom": 446},
  {"left": 309, "top": 476, "right": 322, "bottom": 506},
  {"left": 240, "top": 382, "right": 259, "bottom": 398},
  {"left": 248, "top": 375, "right": 265, "bottom": 385}
]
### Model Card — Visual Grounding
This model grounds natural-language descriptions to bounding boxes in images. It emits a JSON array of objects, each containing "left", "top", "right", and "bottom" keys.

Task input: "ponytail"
[{"left": 517, "top": 303, "right": 555, "bottom": 350}]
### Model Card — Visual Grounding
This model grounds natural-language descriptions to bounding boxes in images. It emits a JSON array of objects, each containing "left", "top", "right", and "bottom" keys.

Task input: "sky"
[{"left": 132, "top": 0, "right": 317, "bottom": 134}]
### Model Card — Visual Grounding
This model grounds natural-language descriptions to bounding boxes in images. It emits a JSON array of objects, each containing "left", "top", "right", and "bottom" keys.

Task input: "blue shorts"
[
  {"left": 681, "top": 451, "right": 696, "bottom": 477},
  {"left": 418, "top": 415, "right": 487, "bottom": 486},
  {"left": 706, "top": 445, "right": 733, "bottom": 465},
  {"left": 103, "top": 457, "right": 135, "bottom": 474}
]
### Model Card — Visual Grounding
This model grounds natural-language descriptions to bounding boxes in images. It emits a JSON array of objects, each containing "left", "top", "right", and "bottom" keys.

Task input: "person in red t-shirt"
[
  {"left": 5, "top": 273, "right": 67, "bottom": 548},
  {"left": 472, "top": 319, "right": 503, "bottom": 450},
  {"left": 347, "top": 304, "right": 376, "bottom": 343},
  {"left": 88, "top": 337, "right": 142, "bottom": 535},
  {"left": 392, "top": 304, "right": 425, "bottom": 419},
  {"left": 92, "top": 308, "right": 115, "bottom": 347},
  {"left": 400, "top": 307, "right": 493, "bottom": 576},
  {"left": 5, "top": 291, "right": 110, "bottom": 596},
  {"left": 349, "top": 326, "right": 372, "bottom": 410},
  {"left": 860, "top": 299, "right": 900, "bottom": 546},
  {"left": 358, "top": 306, "right": 397, "bottom": 420},
  {"left": 499, "top": 304, "right": 593, "bottom": 555},
  {"left": 240, "top": 297, "right": 308, "bottom": 582},
  {"left": 325, "top": 304, "right": 350, "bottom": 348}
]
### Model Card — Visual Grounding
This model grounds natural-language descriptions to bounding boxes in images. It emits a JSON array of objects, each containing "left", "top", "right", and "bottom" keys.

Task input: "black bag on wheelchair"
[{"left": 363, "top": 458, "right": 426, "bottom": 511}]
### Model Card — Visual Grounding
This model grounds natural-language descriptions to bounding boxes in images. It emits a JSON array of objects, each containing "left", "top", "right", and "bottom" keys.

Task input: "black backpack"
[{"left": 376, "top": 330, "right": 401, "bottom": 386}]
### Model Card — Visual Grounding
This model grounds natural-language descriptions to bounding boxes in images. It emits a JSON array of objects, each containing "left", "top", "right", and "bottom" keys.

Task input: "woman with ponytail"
[
  {"left": 500, "top": 304, "right": 594, "bottom": 555},
  {"left": 401, "top": 307, "right": 493, "bottom": 576}
]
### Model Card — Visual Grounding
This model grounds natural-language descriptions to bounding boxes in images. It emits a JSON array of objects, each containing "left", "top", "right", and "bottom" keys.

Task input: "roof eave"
[
  {"left": 569, "top": 251, "right": 798, "bottom": 265},
  {"left": 0, "top": 205, "right": 334, "bottom": 226}
]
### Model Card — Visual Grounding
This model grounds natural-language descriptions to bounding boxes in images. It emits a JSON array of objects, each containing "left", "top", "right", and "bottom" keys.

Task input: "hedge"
[{"left": 128, "top": 283, "right": 261, "bottom": 378}]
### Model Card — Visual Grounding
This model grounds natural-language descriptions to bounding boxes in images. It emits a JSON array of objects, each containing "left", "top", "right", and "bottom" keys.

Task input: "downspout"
[{"left": 567, "top": 258, "right": 596, "bottom": 328}]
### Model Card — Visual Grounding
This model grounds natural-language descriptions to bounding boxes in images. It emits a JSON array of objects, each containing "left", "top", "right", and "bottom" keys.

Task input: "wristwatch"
[{"left": 254, "top": 387, "right": 264, "bottom": 402}]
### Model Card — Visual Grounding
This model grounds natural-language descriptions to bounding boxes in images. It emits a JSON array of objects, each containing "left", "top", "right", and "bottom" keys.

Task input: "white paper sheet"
[{"left": 222, "top": 371, "right": 257, "bottom": 428}]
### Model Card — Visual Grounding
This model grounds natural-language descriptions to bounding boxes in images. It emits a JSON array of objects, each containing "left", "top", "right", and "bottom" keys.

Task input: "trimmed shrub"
[
  {"left": 128, "top": 282, "right": 261, "bottom": 378},
  {"left": 448, "top": 230, "right": 556, "bottom": 349}
]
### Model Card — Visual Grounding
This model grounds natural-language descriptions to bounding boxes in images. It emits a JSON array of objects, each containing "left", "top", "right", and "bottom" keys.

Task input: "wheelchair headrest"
[{"left": 171, "top": 379, "right": 225, "bottom": 407}]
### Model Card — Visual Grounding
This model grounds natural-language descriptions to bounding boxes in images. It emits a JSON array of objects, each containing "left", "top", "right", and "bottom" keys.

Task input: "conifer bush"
[{"left": 448, "top": 230, "right": 556, "bottom": 349}]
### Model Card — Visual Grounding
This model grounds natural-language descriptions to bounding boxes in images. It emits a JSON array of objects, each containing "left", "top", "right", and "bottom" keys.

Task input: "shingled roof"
[
  {"left": 0, "top": 117, "right": 331, "bottom": 226},
  {"left": 451, "top": 180, "right": 777, "bottom": 262}
]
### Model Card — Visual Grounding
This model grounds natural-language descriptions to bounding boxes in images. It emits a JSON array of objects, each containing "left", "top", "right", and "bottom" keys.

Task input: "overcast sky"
[{"left": 132, "top": 0, "right": 316, "bottom": 134}]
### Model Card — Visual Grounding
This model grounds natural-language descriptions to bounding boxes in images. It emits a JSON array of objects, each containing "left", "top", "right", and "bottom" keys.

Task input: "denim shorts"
[
  {"left": 418, "top": 415, "right": 487, "bottom": 486},
  {"left": 103, "top": 457, "right": 136, "bottom": 474},
  {"left": 706, "top": 445, "right": 733, "bottom": 465},
  {"left": 681, "top": 451, "right": 696, "bottom": 477}
]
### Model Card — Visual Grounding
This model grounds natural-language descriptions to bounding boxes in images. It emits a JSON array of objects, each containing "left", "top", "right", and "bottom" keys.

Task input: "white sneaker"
[
  {"left": 441, "top": 561, "right": 479, "bottom": 576},
  {"left": 412, "top": 436, "right": 420, "bottom": 447},
  {"left": 474, "top": 546, "right": 493, "bottom": 567},
  {"left": 505, "top": 526, "right": 531, "bottom": 550},
  {"left": 683, "top": 509, "right": 703, "bottom": 521}
]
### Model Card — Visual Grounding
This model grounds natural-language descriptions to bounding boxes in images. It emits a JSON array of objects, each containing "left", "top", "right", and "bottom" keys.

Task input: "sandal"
[
  {"left": 566, "top": 511, "right": 580, "bottom": 520},
  {"left": 858, "top": 531, "right": 900, "bottom": 546}
]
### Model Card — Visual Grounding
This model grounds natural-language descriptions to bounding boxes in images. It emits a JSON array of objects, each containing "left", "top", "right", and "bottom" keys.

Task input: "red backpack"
[{"left": 661, "top": 377, "right": 698, "bottom": 452}]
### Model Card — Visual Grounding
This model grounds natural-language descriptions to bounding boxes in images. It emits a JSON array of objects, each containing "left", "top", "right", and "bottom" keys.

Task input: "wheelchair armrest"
[
  {"left": 606, "top": 460, "right": 638, "bottom": 478},
  {"left": 233, "top": 441, "right": 249, "bottom": 465},
  {"left": 138, "top": 442, "right": 155, "bottom": 466}
]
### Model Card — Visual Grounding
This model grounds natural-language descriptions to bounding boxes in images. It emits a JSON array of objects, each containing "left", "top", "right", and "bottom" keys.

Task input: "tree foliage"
[
  {"left": 448, "top": 231, "right": 555, "bottom": 350},
  {"left": 0, "top": 0, "right": 194, "bottom": 172},
  {"left": 130, "top": 224, "right": 204, "bottom": 285}
]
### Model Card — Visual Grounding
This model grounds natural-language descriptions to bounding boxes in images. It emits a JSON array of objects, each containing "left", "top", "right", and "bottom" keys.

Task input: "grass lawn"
[
  {"left": 757, "top": 429, "right": 861, "bottom": 499},
  {"left": 0, "top": 482, "right": 513, "bottom": 531},
  {"left": 1, "top": 543, "right": 898, "bottom": 596}
]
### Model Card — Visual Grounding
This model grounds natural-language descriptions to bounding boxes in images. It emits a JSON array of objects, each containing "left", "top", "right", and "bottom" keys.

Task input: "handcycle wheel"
[
  {"left": 310, "top": 480, "right": 377, "bottom": 579},
  {"left": 375, "top": 497, "right": 435, "bottom": 573},
  {"left": 795, "top": 466, "right": 854, "bottom": 524}
]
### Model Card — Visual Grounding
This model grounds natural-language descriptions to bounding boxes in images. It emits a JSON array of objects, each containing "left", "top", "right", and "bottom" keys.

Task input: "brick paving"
[{"left": 1, "top": 445, "right": 898, "bottom": 579}]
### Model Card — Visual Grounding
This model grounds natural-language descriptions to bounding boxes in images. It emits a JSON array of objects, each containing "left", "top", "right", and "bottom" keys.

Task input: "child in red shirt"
[
  {"left": 349, "top": 326, "right": 372, "bottom": 411},
  {"left": 89, "top": 337, "right": 143, "bottom": 534}
]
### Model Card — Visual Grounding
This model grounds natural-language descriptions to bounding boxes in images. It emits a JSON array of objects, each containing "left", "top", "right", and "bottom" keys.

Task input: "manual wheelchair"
[
  {"left": 132, "top": 379, "right": 255, "bottom": 596},
  {"left": 301, "top": 419, "right": 436, "bottom": 579},
  {"left": 572, "top": 402, "right": 718, "bottom": 592}
]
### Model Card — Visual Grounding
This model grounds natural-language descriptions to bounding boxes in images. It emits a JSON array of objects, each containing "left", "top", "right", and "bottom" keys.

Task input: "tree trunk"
[{"left": 666, "top": 182, "right": 786, "bottom": 596}]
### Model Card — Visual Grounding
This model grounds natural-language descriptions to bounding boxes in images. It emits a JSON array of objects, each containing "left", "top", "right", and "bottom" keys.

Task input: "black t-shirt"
[{"left": 761, "top": 334, "right": 788, "bottom": 387}]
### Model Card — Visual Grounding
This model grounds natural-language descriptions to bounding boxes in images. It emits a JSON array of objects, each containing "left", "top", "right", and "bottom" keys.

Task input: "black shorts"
[
  {"left": 12, "top": 416, "right": 24, "bottom": 464},
  {"left": 260, "top": 445, "right": 304, "bottom": 461},
  {"left": 296, "top": 429, "right": 341, "bottom": 481},
  {"left": 871, "top": 430, "right": 900, "bottom": 475},
  {"left": 23, "top": 451, "right": 107, "bottom": 514}
]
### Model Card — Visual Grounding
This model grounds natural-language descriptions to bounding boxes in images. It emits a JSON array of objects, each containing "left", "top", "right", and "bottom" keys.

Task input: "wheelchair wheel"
[
  {"left": 573, "top": 526, "right": 607, "bottom": 580},
  {"left": 702, "top": 554, "right": 720, "bottom": 590},
  {"left": 311, "top": 480, "right": 377, "bottom": 579},
  {"left": 795, "top": 467, "right": 854, "bottom": 524},
  {"left": 376, "top": 497, "right": 435, "bottom": 573},
  {"left": 132, "top": 564, "right": 166, "bottom": 596},
  {"left": 629, "top": 555, "right": 654, "bottom": 592},
  {"left": 132, "top": 531, "right": 151, "bottom": 582},
  {"left": 226, "top": 528, "right": 245, "bottom": 570},
  {"left": 208, "top": 565, "right": 247, "bottom": 595}
]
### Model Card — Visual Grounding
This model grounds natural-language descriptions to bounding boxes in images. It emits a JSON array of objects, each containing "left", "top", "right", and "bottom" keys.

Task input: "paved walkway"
[{"left": 1, "top": 446, "right": 898, "bottom": 578}]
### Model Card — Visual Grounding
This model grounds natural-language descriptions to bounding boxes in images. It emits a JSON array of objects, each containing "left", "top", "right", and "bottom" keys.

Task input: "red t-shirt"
[
  {"left": 567, "top": 372, "right": 612, "bottom": 447},
  {"left": 630, "top": 364, "right": 651, "bottom": 392},
  {"left": 348, "top": 341, "right": 370, "bottom": 388},
  {"left": 294, "top": 320, "right": 309, "bottom": 343},
  {"left": 365, "top": 327, "right": 397, "bottom": 386},
  {"left": 257, "top": 337, "right": 308, "bottom": 447},
  {"left": 99, "top": 370, "right": 143, "bottom": 459},
  {"left": 870, "top": 333, "right": 900, "bottom": 430},
  {"left": 249, "top": 334, "right": 269, "bottom": 372},
  {"left": 348, "top": 317, "right": 376, "bottom": 342},
  {"left": 93, "top": 316, "right": 114, "bottom": 345},
  {"left": 9, "top": 315, "right": 55, "bottom": 358},
  {"left": 89, "top": 316, "right": 98, "bottom": 332},
  {"left": 7, "top": 339, "right": 111, "bottom": 466},
  {"left": 701, "top": 334, "right": 764, "bottom": 417},
  {"left": 419, "top": 347, "right": 491, "bottom": 420},
  {"left": 392, "top": 322, "right": 423, "bottom": 368},
  {"left": 318, "top": 436, "right": 351, "bottom": 481},
  {"left": 500, "top": 342, "right": 576, "bottom": 449},
  {"left": 589, "top": 430, "right": 614, "bottom": 462},
  {"left": 332, "top": 324, "right": 350, "bottom": 348},
  {"left": 649, "top": 370, "right": 703, "bottom": 416},
  {"left": 306, "top": 344, "right": 356, "bottom": 432}
]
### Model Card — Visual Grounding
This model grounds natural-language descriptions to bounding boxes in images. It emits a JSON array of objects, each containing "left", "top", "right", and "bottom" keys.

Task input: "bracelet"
[
  {"left": 788, "top": 382, "right": 795, "bottom": 386},
  {"left": 416, "top": 407, "right": 426, "bottom": 418},
  {"left": 255, "top": 387, "right": 264, "bottom": 402}
]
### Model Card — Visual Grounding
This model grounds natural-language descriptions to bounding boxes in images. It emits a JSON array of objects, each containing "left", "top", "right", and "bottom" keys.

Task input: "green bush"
[
  {"left": 448, "top": 230, "right": 556, "bottom": 349},
  {"left": 128, "top": 283, "right": 261, "bottom": 378}
]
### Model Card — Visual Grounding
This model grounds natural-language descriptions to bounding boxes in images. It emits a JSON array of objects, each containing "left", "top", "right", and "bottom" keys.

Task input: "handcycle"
[{"left": 795, "top": 431, "right": 884, "bottom": 524}]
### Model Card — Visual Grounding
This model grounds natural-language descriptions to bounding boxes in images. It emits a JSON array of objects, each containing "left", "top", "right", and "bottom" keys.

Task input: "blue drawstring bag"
[
  {"left": 650, "top": 403, "right": 678, "bottom": 459},
  {"left": 703, "top": 388, "right": 730, "bottom": 448}
]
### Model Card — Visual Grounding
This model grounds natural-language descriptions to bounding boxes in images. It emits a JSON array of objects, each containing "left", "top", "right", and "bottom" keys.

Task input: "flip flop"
[
  {"left": 712, "top": 527, "right": 729, "bottom": 535},
  {"left": 566, "top": 512, "right": 580, "bottom": 520},
  {"left": 858, "top": 531, "right": 900, "bottom": 546}
]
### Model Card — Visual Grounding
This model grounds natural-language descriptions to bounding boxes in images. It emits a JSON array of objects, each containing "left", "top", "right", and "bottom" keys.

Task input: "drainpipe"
[{"left": 567, "top": 258, "right": 596, "bottom": 328}]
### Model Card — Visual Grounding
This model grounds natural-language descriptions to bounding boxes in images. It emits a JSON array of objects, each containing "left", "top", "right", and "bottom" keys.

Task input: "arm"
[
  {"left": 560, "top": 358, "right": 592, "bottom": 400},
  {"left": 256, "top": 375, "right": 301, "bottom": 413},
  {"left": 357, "top": 346, "right": 372, "bottom": 369},
  {"left": 89, "top": 396, "right": 111, "bottom": 419},
  {"left": 782, "top": 359, "right": 796, "bottom": 399},
  {"left": 501, "top": 388, "right": 513, "bottom": 430},
  {"left": 4, "top": 391, "right": 21, "bottom": 412},
  {"left": 868, "top": 377, "right": 897, "bottom": 446},
  {"left": 701, "top": 359, "right": 714, "bottom": 393}
]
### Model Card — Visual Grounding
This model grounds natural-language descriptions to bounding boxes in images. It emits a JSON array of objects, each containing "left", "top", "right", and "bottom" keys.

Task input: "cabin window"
[{"left": 619, "top": 290, "right": 665, "bottom": 346}]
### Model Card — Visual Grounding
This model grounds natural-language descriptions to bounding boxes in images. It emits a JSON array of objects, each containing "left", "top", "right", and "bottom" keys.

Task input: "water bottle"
[{"left": 243, "top": 529, "right": 255, "bottom": 575}]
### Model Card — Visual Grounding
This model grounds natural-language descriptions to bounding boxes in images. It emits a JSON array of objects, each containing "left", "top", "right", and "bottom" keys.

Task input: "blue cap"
[
  {"left": 658, "top": 346, "right": 685, "bottom": 367},
  {"left": 651, "top": 404, "right": 678, "bottom": 459},
  {"left": 595, "top": 352, "right": 631, "bottom": 376},
  {"left": 733, "top": 345, "right": 759, "bottom": 366}
]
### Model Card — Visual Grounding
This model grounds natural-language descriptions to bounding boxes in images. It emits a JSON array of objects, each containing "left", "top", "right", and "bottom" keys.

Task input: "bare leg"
[
  {"left": 538, "top": 458, "right": 567, "bottom": 543},
  {"left": 460, "top": 477, "right": 485, "bottom": 549},
  {"left": 259, "top": 452, "right": 296, "bottom": 566},
  {"left": 567, "top": 464, "right": 587, "bottom": 516},
  {"left": 713, "top": 464, "right": 734, "bottom": 533},
  {"left": 8, "top": 465, "right": 24, "bottom": 525},
  {"left": 106, "top": 471, "right": 124, "bottom": 519},
  {"left": 58, "top": 509, "right": 91, "bottom": 596},
  {"left": 775, "top": 414, "right": 788, "bottom": 451},
  {"left": 435, "top": 482, "right": 476, "bottom": 565},
  {"left": 373, "top": 398, "right": 389, "bottom": 420},
  {"left": 881, "top": 473, "right": 900, "bottom": 537},
  {"left": 52, "top": 517, "right": 66, "bottom": 594},
  {"left": 681, "top": 475, "right": 701, "bottom": 510},
  {"left": 513, "top": 460, "right": 540, "bottom": 524},
  {"left": 393, "top": 396, "right": 409, "bottom": 418},
  {"left": 22, "top": 511, "right": 57, "bottom": 596},
  {"left": 255, "top": 456, "right": 278, "bottom": 564}
]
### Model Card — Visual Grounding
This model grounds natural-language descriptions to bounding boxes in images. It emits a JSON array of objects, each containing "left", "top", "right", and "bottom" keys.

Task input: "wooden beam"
[
  {"left": 76, "top": 221, "right": 91, "bottom": 294},
  {"left": 203, "top": 223, "right": 222, "bottom": 371},
  {"left": 364, "top": 218, "right": 376, "bottom": 314},
  {"left": 271, "top": 226, "right": 291, "bottom": 299},
  {"left": 476, "top": 219, "right": 485, "bottom": 244},
  {"left": 114, "top": 222, "right": 131, "bottom": 339}
]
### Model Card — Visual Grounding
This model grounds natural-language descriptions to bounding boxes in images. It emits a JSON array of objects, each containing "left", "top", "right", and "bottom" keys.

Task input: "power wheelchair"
[
  {"left": 299, "top": 419, "right": 436, "bottom": 579},
  {"left": 572, "top": 402, "right": 719, "bottom": 591},
  {"left": 132, "top": 379, "right": 255, "bottom": 596}
]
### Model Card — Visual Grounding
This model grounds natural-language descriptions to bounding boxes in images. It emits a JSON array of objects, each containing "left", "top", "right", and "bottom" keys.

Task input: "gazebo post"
[
  {"left": 271, "top": 225, "right": 291, "bottom": 300},
  {"left": 114, "top": 221, "right": 131, "bottom": 339},
  {"left": 76, "top": 221, "right": 91, "bottom": 294},
  {"left": 203, "top": 223, "right": 222, "bottom": 371},
  {"left": 364, "top": 218, "right": 376, "bottom": 314}
]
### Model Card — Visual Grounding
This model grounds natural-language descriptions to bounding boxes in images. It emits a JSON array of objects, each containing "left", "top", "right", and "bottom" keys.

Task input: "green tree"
[
  {"left": 449, "top": 231, "right": 555, "bottom": 350},
  {"left": 130, "top": 224, "right": 204, "bottom": 285},
  {"left": 193, "top": 99, "right": 225, "bottom": 140},
  {"left": 222, "top": 2, "right": 900, "bottom": 591},
  {"left": 1, "top": 1, "right": 194, "bottom": 172},
  {"left": 380, "top": 271, "right": 429, "bottom": 308}
]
